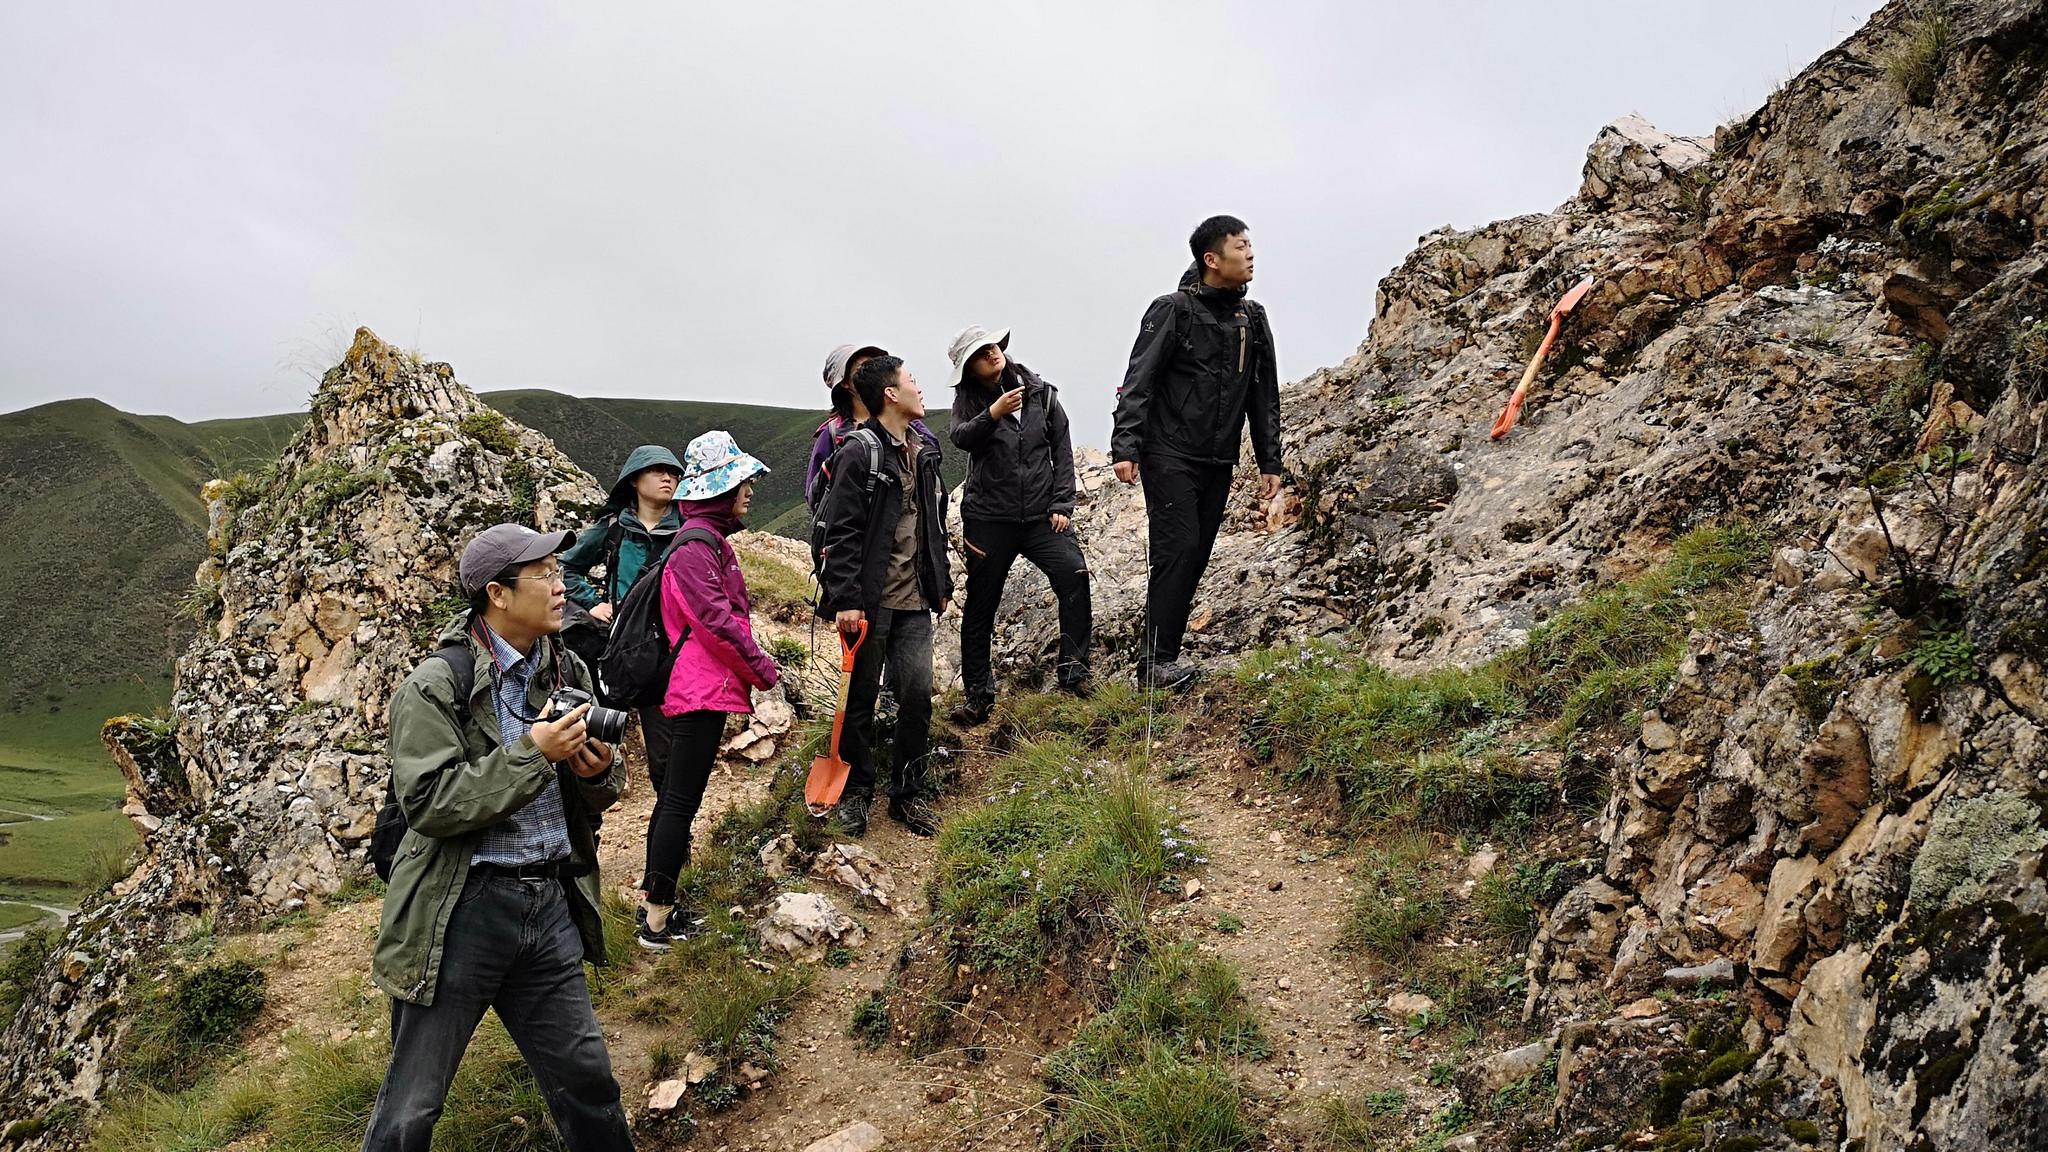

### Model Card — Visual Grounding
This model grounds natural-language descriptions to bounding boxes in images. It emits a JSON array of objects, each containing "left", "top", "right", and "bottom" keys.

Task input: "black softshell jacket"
[
  {"left": 1111, "top": 262, "right": 1282, "bottom": 472},
  {"left": 949, "top": 361, "right": 1077, "bottom": 523},
  {"left": 815, "top": 420, "right": 954, "bottom": 617}
]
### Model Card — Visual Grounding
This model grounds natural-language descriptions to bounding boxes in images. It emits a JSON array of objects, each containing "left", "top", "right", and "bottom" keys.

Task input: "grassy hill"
[{"left": 0, "top": 388, "right": 958, "bottom": 910}]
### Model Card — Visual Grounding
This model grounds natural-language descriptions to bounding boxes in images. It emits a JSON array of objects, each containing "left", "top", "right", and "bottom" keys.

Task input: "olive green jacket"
[{"left": 370, "top": 616, "right": 625, "bottom": 1005}]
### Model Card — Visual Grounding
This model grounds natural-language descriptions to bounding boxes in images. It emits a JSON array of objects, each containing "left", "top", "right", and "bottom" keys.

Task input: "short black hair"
[
  {"left": 1189, "top": 215, "right": 1249, "bottom": 262},
  {"left": 852, "top": 355, "right": 904, "bottom": 421},
  {"left": 468, "top": 560, "right": 527, "bottom": 617}
]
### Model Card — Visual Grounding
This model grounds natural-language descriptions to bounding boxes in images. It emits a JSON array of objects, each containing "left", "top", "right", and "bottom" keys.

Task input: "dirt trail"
[{"left": 231, "top": 648, "right": 1462, "bottom": 1150}]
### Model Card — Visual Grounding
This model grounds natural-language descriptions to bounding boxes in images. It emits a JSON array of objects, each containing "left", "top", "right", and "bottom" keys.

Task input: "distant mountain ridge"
[{"left": 0, "top": 389, "right": 956, "bottom": 717}]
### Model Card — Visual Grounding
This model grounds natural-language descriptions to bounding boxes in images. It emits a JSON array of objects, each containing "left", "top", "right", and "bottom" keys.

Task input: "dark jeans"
[
  {"left": 362, "top": 874, "right": 632, "bottom": 1151},
  {"left": 960, "top": 517, "right": 1092, "bottom": 705},
  {"left": 642, "top": 709, "right": 726, "bottom": 906},
  {"left": 1139, "top": 455, "right": 1234, "bottom": 666},
  {"left": 843, "top": 607, "right": 934, "bottom": 802},
  {"left": 638, "top": 705, "right": 673, "bottom": 795}
]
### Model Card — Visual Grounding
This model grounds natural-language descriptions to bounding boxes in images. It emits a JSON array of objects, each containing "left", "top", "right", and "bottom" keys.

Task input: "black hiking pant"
[
  {"left": 1140, "top": 454, "right": 1234, "bottom": 667},
  {"left": 960, "top": 517, "right": 1092, "bottom": 706},
  {"left": 641, "top": 710, "right": 726, "bottom": 907},
  {"left": 843, "top": 608, "right": 935, "bottom": 802}
]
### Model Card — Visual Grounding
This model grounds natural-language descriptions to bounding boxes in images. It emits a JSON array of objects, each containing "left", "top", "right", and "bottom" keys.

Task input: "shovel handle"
[
  {"left": 1491, "top": 315, "right": 1563, "bottom": 440},
  {"left": 838, "top": 619, "right": 868, "bottom": 671}
]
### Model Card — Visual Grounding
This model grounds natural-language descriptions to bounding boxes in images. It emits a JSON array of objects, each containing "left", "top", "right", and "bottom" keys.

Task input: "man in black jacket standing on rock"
[
  {"left": 946, "top": 325, "right": 1092, "bottom": 725},
  {"left": 1111, "top": 215, "right": 1282, "bottom": 690}
]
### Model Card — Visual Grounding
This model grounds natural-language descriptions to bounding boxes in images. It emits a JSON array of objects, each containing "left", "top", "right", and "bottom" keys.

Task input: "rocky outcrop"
[
  {"left": 982, "top": 0, "right": 2048, "bottom": 1146},
  {"left": 0, "top": 329, "right": 603, "bottom": 1131}
]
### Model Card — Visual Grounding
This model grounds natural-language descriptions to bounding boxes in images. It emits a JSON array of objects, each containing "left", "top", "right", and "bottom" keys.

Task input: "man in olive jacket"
[
  {"left": 1111, "top": 214, "right": 1282, "bottom": 691},
  {"left": 365, "top": 523, "right": 632, "bottom": 1151}
]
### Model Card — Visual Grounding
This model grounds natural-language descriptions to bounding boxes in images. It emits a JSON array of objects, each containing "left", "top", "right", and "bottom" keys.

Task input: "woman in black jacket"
[{"left": 945, "top": 325, "right": 1093, "bottom": 724}]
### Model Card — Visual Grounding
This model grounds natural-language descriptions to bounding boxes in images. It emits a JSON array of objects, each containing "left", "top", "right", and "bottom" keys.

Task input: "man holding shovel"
[
  {"left": 1111, "top": 214, "right": 1283, "bottom": 690},
  {"left": 812, "top": 355, "right": 953, "bottom": 837}
]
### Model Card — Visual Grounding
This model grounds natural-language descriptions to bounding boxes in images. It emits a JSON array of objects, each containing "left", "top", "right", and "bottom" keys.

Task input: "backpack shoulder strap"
[
  {"left": 850, "top": 427, "right": 883, "bottom": 495},
  {"left": 602, "top": 514, "right": 627, "bottom": 600},
  {"left": 431, "top": 641, "right": 476, "bottom": 726}
]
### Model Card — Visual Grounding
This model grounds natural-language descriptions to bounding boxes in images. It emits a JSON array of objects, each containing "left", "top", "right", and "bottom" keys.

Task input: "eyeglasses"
[{"left": 500, "top": 566, "right": 564, "bottom": 584}]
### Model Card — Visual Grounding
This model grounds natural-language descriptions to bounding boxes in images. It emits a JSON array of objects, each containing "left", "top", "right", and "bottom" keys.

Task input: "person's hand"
[
  {"left": 569, "top": 737, "right": 613, "bottom": 778},
  {"left": 588, "top": 602, "right": 614, "bottom": 624},
  {"left": 836, "top": 609, "right": 866, "bottom": 636},
  {"left": 1113, "top": 460, "right": 1139, "bottom": 485},
  {"left": 530, "top": 703, "right": 590, "bottom": 763},
  {"left": 940, "top": 599, "right": 952, "bottom": 616},
  {"left": 989, "top": 387, "right": 1025, "bottom": 420},
  {"left": 1049, "top": 513, "right": 1071, "bottom": 533},
  {"left": 1258, "top": 473, "right": 1282, "bottom": 502}
]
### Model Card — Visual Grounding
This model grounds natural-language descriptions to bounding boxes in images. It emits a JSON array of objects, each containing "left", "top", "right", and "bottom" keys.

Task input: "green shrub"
[
  {"left": 1050, "top": 1051, "right": 1256, "bottom": 1152},
  {"left": 1910, "top": 627, "right": 1977, "bottom": 687},
  {"left": 119, "top": 959, "right": 268, "bottom": 1091},
  {"left": 849, "top": 991, "right": 891, "bottom": 1050},
  {"left": 933, "top": 741, "right": 1184, "bottom": 980},
  {"left": 1045, "top": 943, "right": 1268, "bottom": 1094},
  {"left": 0, "top": 926, "right": 60, "bottom": 1022},
  {"left": 1341, "top": 833, "right": 1448, "bottom": 962},
  {"left": 1239, "top": 524, "right": 1766, "bottom": 831},
  {"left": 1473, "top": 862, "right": 1567, "bottom": 944},
  {"left": 682, "top": 961, "right": 810, "bottom": 1063},
  {"left": 458, "top": 411, "right": 521, "bottom": 456}
]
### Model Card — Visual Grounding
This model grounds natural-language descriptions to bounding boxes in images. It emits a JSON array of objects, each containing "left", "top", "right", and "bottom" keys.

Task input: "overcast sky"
[{"left": 2, "top": 1, "right": 1882, "bottom": 447}]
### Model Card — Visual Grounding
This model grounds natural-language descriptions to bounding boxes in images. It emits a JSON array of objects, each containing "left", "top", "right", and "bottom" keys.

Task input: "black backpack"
[
  {"left": 371, "top": 641, "right": 475, "bottom": 882},
  {"left": 596, "top": 525, "right": 722, "bottom": 708},
  {"left": 808, "top": 427, "right": 884, "bottom": 596}
]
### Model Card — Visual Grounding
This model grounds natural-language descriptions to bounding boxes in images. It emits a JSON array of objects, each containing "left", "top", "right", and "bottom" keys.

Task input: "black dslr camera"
[{"left": 549, "top": 686, "right": 629, "bottom": 745}]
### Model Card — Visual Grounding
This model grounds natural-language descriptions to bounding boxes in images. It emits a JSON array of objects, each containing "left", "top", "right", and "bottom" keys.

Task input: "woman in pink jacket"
[{"left": 640, "top": 430, "right": 780, "bottom": 952}]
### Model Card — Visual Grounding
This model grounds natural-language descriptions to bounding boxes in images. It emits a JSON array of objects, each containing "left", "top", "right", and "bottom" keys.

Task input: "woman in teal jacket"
[{"left": 559, "top": 443, "right": 684, "bottom": 790}]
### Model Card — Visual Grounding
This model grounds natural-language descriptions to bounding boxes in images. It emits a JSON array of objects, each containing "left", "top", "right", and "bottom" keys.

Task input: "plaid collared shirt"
[{"left": 470, "top": 625, "right": 573, "bottom": 867}]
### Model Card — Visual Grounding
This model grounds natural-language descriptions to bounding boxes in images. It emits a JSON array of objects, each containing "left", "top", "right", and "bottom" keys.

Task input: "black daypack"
[
  {"left": 807, "top": 427, "right": 884, "bottom": 595},
  {"left": 371, "top": 641, "right": 475, "bottom": 882},
  {"left": 596, "top": 525, "right": 722, "bottom": 708}
]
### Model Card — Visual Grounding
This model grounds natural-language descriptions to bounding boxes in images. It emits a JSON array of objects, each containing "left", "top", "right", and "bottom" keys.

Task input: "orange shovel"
[
  {"left": 1490, "top": 274, "right": 1596, "bottom": 440},
  {"left": 804, "top": 619, "right": 868, "bottom": 813}
]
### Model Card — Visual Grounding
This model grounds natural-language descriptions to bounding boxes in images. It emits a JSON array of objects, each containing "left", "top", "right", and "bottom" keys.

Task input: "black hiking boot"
[
  {"left": 948, "top": 696, "right": 994, "bottom": 727},
  {"left": 887, "top": 794, "right": 941, "bottom": 838},
  {"left": 1136, "top": 661, "right": 1200, "bottom": 692},
  {"left": 831, "top": 792, "right": 873, "bottom": 838}
]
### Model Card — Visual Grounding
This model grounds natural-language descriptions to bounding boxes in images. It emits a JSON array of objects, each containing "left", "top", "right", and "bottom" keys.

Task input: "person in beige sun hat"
[{"left": 944, "top": 324, "right": 1091, "bottom": 727}]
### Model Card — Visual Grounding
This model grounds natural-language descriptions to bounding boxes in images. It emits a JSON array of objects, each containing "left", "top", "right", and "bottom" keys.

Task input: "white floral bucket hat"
[{"left": 678, "top": 430, "right": 770, "bottom": 501}]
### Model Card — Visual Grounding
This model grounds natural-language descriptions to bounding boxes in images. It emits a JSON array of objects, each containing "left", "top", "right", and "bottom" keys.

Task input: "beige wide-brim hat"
[{"left": 946, "top": 325, "right": 1011, "bottom": 387}]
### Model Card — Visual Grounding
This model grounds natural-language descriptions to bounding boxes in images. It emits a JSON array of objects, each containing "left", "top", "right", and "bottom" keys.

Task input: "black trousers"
[
  {"left": 364, "top": 875, "right": 631, "bottom": 1150},
  {"left": 638, "top": 705, "right": 673, "bottom": 795},
  {"left": 1139, "top": 454, "right": 1234, "bottom": 666},
  {"left": 843, "top": 608, "right": 934, "bottom": 802},
  {"left": 960, "top": 517, "right": 1092, "bottom": 705},
  {"left": 641, "top": 710, "right": 725, "bottom": 906}
]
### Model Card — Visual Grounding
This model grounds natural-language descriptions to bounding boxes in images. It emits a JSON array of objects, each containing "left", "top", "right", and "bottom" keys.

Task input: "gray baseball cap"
[
  {"left": 823, "top": 343, "right": 889, "bottom": 391},
  {"left": 459, "top": 523, "right": 576, "bottom": 596}
]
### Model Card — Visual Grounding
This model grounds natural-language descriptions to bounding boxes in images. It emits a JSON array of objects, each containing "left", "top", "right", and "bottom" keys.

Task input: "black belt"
[{"left": 472, "top": 859, "right": 586, "bottom": 881}]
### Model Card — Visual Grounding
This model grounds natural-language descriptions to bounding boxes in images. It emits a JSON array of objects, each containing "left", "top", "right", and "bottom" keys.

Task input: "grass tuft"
[{"left": 1240, "top": 523, "right": 1765, "bottom": 832}]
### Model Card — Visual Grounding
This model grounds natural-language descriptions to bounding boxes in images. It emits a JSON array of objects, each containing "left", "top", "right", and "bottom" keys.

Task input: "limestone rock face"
[
  {"left": 984, "top": 1, "right": 2048, "bottom": 1147},
  {"left": 0, "top": 328, "right": 602, "bottom": 1128}
]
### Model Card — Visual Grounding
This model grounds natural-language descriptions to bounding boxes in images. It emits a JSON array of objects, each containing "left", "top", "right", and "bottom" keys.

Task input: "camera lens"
[{"left": 585, "top": 704, "right": 629, "bottom": 745}]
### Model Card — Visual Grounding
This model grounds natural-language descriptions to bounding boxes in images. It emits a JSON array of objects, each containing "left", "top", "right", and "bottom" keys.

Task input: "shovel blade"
[{"left": 805, "top": 753, "right": 851, "bottom": 810}]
